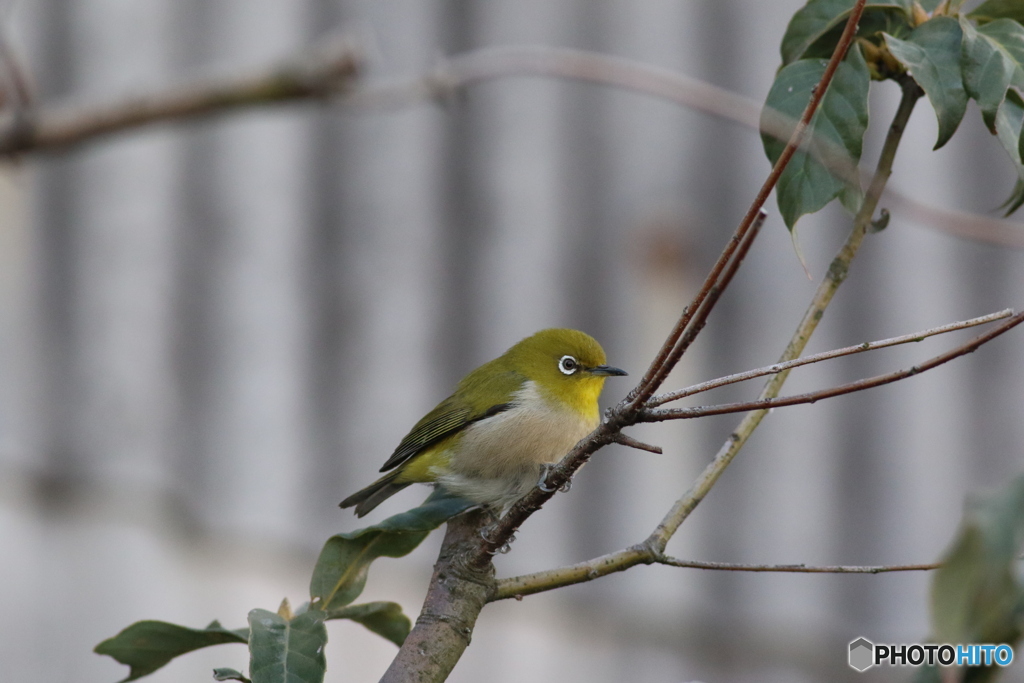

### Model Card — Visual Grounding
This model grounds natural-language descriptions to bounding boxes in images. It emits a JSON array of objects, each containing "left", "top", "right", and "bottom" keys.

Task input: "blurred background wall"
[{"left": 1, "top": 1, "right": 1023, "bottom": 681}]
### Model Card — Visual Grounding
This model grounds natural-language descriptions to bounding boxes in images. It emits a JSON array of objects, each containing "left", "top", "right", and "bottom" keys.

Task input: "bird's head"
[{"left": 507, "top": 328, "right": 627, "bottom": 415}]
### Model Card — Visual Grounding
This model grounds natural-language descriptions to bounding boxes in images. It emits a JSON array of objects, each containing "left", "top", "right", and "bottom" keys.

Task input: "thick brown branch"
[
  {"left": 380, "top": 510, "right": 495, "bottom": 683},
  {"left": 0, "top": 35, "right": 362, "bottom": 155}
]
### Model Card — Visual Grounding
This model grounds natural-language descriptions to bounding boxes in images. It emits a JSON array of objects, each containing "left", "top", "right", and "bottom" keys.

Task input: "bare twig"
[
  {"left": 0, "top": 35, "right": 362, "bottom": 155},
  {"left": 656, "top": 556, "right": 941, "bottom": 574},
  {"left": 628, "top": 206, "right": 767, "bottom": 409},
  {"left": 491, "top": 548, "right": 940, "bottom": 601},
  {"left": 611, "top": 432, "right": 663, "bottom": 455},
  {"left": 650, "top": 309, "right": 1014, "bottom": 406},
  {"left": 641, "top": 309, "right": 1024, "bottom": 423}
]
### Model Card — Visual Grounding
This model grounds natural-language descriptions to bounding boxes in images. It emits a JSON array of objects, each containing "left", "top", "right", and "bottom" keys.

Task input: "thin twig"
[
  {"left": 626, "top": 0, "right": 868, "bottom": 407},
  {"left": 611, "top": 432, "right": 663, "bottom": 455},
  {"left": 491, "top": 547, "right": 940, "bottom": 601},
  {"left": 649, "top": 309, "right": 1014, "bottom": 406},
  {"left": 657, "top": 556, "right": 941, "bottom": 574},
  {"left": 0, "top": 35, "right": 362, "bottom": 154},
  {"left": 641, "top": 309, "right": 1024, "bottom": 422}
]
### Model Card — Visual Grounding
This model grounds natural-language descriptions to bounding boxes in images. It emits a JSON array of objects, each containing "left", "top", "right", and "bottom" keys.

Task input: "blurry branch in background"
[
  {"left": 0, "top": 31, "right": 1015, "bottom": 246},
  {"left": 351, "top": 45, "right": 1024, "bottom": 249},
  {"left": 0, "top": 34, "right": 361, "bottom": 155}
]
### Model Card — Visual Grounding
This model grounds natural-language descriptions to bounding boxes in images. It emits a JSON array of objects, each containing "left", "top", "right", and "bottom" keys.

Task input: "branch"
[
  {"left": 470, "top": 0, "right": 866, "bottom": 566},
  {"left": 643, "top": 75, "right": 924, "bottom": 554},
  {"left": 3, "top": 29, "right": 1016, "bottom": 250},
  {"left": 0, "top": 35, "right": 362, "bottom": 154},
  {"left": 350, "top": 46, "right": 1024, "bottom": 249},
  {"left": 492, "top": 548, "right": 940, "bottom": 601},
  {"left": 649, "top": 308, "right": 1014, "bottom": 406},
  {"left": 379, "top": 510, "right": 495, "bottom": 683},
  {"left": 641, "top": 308, "right": 1024, "bottom": 423},
  {"left": 657, "top": 556, "right": 941, "bottom": 574}
]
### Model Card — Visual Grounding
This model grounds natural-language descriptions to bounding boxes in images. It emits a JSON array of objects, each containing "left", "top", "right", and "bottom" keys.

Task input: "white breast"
[{"left": 434, "top": 381, "right": 597, "bottom": 512}]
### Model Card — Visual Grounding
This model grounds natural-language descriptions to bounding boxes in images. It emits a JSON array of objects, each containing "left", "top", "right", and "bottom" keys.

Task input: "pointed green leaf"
[
  {"left": 248, "top": 609, "right": 327, "bottom": 683},
  {"left": 884, "top": 17, "right": 967, "bottom": 149},
  {"left": 762, "top": 47, "right": 870, "bottom": 229},
  {"left": 213, "top": 668, "right": 251, "bottom": 682},
  {"left": 326, "top": 601, "right": 412, "bottom": 647},
  {"left": 961, "top": 18, "right": 1020, "bottom": 132},
  {"left": 310, "top": 489, "right": 475, "bottom": 610},
  {"left": 781, "top": 0, "right": 913, "bottom": 65},
  {"left": 994, "top": 88, "right": 1024, "bottom": 213},
  {"left": 930, "top": 475, "right": 1024, "bottom": 664},
  {"left": 95, "top": 620, "right": 248, "bottom": 682},
  {"left": 970, "top": 0, "right": 1024, "bottom": 25},
  {"left": 978, "top": 18, "right": 1024, "bottom": 88}
]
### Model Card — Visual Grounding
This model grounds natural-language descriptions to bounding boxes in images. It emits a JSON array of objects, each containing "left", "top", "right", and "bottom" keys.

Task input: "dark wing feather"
[{"left": 378, "top": 369, "right": 523, "bottom": 472}]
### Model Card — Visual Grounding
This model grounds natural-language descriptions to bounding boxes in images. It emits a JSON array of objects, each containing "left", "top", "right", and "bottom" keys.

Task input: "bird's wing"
[{"left": 378, "top": 369, "right": 523, "bottom": 472}]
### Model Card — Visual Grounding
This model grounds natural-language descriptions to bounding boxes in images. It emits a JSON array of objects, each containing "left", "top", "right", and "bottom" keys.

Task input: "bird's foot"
[
  {"left": 480, "top": 526, "right": 516, "bottom": 555},
  {"left": 537, "top": 464, "right": 557, "bottom": 492}
]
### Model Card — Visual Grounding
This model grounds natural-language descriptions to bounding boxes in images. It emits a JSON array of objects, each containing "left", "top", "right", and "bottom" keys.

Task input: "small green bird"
[{"left": 340, "top": 328, "right": 627, "bottom": 517}]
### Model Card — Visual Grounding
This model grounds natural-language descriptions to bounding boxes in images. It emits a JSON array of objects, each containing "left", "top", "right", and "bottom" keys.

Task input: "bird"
[{"left": 340, "top": 328, "right": 627, "bottom": 517}]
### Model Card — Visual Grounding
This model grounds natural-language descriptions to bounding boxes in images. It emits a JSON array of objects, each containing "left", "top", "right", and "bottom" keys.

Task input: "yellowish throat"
[{"left": 340, "top": 328, "right": 627, "bottom": 516}]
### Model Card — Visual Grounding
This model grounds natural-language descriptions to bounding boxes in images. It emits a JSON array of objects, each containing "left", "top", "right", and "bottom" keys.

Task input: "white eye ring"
[{"left": 558, "top": 355, "right": 579, "bottom": 375}]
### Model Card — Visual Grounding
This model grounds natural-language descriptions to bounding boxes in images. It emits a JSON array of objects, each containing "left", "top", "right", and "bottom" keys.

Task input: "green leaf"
[
  {"left": 970, "top": 0, "right": 1024, "bottom": 25},
  {"left": 960, "top": 18, "right": 1021, "bottom": 132},
  {"left": 762, "top": 47, "right": 870, "bottom": 229},
  {"left": 213, "top": 668, "right": 251, "bottom": 682},
  {"left": 95, "top": 620, "right": 248, "bottom": 682},
  {"left": 781, "top": 0, "right": 913, "bottom": 65},
  {"left": 248, "top": 609, "right": 327, "bottom": 683},
  {"left": 994, "top": 88, "right": 1024, "bottom": 213},
  {"left": 326, "top": 601, "right": 412, "bottom": 647},
  {"left": 884, "top": 17, "right": 968, "bottom": 149},
  {"left": 930, "top": 475, "right": 1024, "bottom": 682},
  {"left": 310, "top": 489, "right": 475, "bottom": 611}
]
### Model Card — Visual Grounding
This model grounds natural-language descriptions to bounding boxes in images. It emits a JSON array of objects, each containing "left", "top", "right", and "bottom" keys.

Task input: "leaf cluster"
[
  {"left": 94, "top": 490, "right": 474, "bottom": 683},
  {"left": 765, "top": 0, "right": 1024, "bottom": 228}
]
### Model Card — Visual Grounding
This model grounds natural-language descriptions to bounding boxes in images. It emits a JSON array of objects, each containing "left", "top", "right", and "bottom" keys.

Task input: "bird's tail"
[{"left": 339, "top": 470, "right": 412, "bottom": 517}]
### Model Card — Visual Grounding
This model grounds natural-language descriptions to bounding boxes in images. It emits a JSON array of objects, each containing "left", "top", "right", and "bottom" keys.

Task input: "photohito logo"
[{"left": 848, "top": 638, "right": 1014, "bottom": 672}]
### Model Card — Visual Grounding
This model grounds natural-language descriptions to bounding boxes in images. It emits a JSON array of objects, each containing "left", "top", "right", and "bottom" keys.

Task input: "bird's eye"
[{"left": 558, "top": 355, "right": 579, "bottom": 375}]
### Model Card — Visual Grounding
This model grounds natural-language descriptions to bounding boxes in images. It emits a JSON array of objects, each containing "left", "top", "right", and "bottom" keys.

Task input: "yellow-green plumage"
[{"left": 340, "top": 329, "right": 626, "bottom": 517}]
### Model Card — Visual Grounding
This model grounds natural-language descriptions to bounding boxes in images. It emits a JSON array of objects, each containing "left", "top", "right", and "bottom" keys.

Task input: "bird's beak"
[{"left": 590, "top": 364, "right": 628, "bottom": 377}]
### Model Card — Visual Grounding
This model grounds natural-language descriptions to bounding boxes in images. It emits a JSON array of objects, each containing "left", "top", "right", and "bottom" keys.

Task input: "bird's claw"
[
  {"left": 481, "top": 527, "right": 516, "bottom": 555},
  {"left": 537, "top": 464, "right": 557, "bottom": 492}
]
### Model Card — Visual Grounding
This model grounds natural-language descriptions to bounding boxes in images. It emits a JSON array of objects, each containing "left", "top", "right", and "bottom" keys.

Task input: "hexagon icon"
[{"left": 849, "top": 637, "right": 875, "bottom": 672}]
